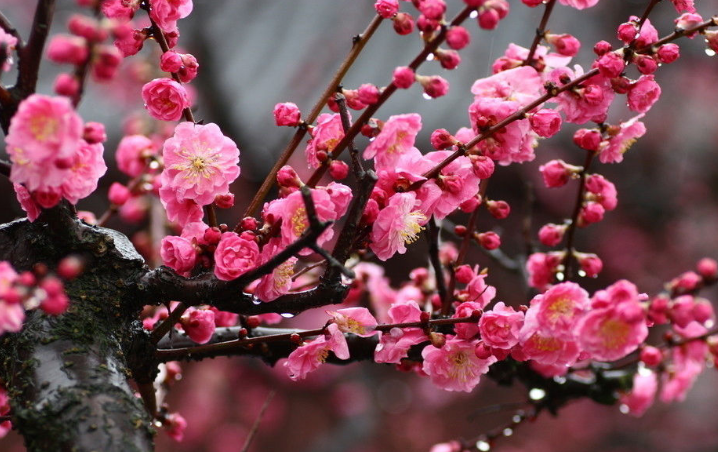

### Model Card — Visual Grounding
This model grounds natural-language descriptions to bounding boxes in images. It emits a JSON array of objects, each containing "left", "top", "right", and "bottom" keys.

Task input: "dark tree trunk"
[{"left": 0, "top": 206, "right": 155, "bottom": 451}]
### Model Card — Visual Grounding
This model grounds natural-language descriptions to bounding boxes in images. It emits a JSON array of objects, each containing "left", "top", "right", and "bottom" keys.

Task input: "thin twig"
[
  {"left": 561, "top": 149, "right": 594, "bottom": 281},
  {"left": 523, "top": 0, "right": 557, "bottom": 67},
  {"left": 427, "top": 218, "right": 448, "bottom": 313},
  {"left": 240, "top": 391, "right": 276, "bottom": 452},
  {"left": 334, "top": 91, "right": 365, "bottom": 178},
  {"left": 243, "top": 14, "right": 383, "bottom": 218}
]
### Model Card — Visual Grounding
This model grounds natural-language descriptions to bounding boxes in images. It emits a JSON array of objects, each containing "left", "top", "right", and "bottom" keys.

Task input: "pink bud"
[
  {"left": 446, "top": 26, "right": 470, "bottom": 50},
  {"left": 435, "top": 49, "right": 461, "bottom": 70},
  {"left": 204, "top": 227, "right": 222, "bottom": 245},
  {"left": 596, "top": 52, "right": 624, "bottom": 78},
  {"left": 576, "top": 253, "right": 602, "bottom": 277},
  {"left": 108, "top": 182, "right": 131, "bottom": 206},
  {"left": 674, "top": 12, "right": 703, "bottom": 34},
  {"left": 83, "top": 122, "right": 106, "bottom": 144},
  {"left": 573, "top": 128, "right": 602, "bottom": 151},
  {"left": 164, "top": 412, "right": 187, "bottom": 442},
  {"left": 486, "top": 200, "right": 510, "bottom": 219},
  {"left": 160, "top": 51, "right": 184, "bottom": 73},
  {"left": 392, "top": 12, "right": 415, "bottom": 35},
  {"left": 656, "top": 43, "right": 680, "bottom": 64},
  {"left": 374, "top": 0, "right": 399, "bottom": 18},
  {"left": 578, "top": 202, "right": 605, "bottom": 226},
  {"left": 539, "top": 159, "right": 577, "bottom": 188},
  {"left": 357, "top": 84, "right": 380, "bottom": 105},
  {"left": 361, "top": 198, "right": 380, "bottom": 224},
  {"left": 93, "top": 45, "right": 122, "bottom": 81},
  {"left": 418, "top": 75, "right": 449, "bottom": 98},
  {"left": 477, "top": 8, "right": 499, "bottom": 30},
  {"left": 114, "top": 28, "right": 146, "bottom": 57},
  {"left": 529, "top": 109, "right": 562, "bottom": 138},
  {"left": 273, "top": 102, "right": 302, "bottom": 127},
  {"left": 470, "top": 155, "right": 494, "bottom": 179},
  {"left": 58, "top": 256, "right": 84, "bottom": 280},
  {"left": 41, "top": 293, "right": 70, "bottom": 315},
  {"left": 68, "top": 14, "right": 103, "bottom": 41},
  {"left": 593, "top": 40, "right": 612, "bottom": 55},
  {"left": 214, "top": 193, "right": 235, "bottom": 209},
  {"left": 454, "top": 265, "right": 474, "bottom": 284},
  {"left": 693, "top": 299, "right": 714, "bottom": 324},
  {"left": 477, "top": 231, "right": 500, "bottom": 250},
  {"left": 669, "top": 295, "right": 695, "bottom": 328},
  {"left": 520, "top": 0, "right": 543, "bottom": 6},
  {"left": 41, "top": 276, "right": 64, "bottom": 297},
  {"left": 538, "top": 223, "right": 566, "bottom": 247},
  {"left": 329, "top": 160, "right": 350, "bottom": 180},
  {"left": 633, "top": 55, "right": 658, "bottom": 75},
  {"left": 416, "top": 15, "right": 440, "bottom": 34},
  {"left": 418, "top": 0, "right": 446, "bottom": 20},
  {"left": 47, "top": 35, "right": 88, "bottom": 65},
  {"left": 640, "top": 346, "right": 662, "bottom": 367},
  {"left": 546, "top": 33, "right": 581, "bottom": 57},
  {"left": 392, "top": 66, "right": 415, "bottom": 89},
  {"left": 475, "top": 341, "right": 492, "bottom": 359},
  {"left": 430, "top": 128, "right": 456, "bottom": 150},
  {"left": 697, "top": 258, "right": 718, "bottom": 280},
  {"left": 18, "top": 271, "right": 36, "bottom": 287},
  {"left": 181, "top": 309, "right": 216, "bottom": 344},
  {"left": 277, "top": 165, "right": 302, "bottom": 188},
  {"left": 459, "top": 196, "right": 480, "bottom": 213},
  {"left": 54, "top": 73, "right": 80, "bottom": 97},
  {"left": 617, "top": 22, "right": 638, "bottom": 44},
  {"left": 239, "top": 217, "right": 258, "bottom": 231}
]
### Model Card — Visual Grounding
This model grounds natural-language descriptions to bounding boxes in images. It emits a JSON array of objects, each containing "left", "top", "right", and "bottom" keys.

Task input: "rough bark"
[{"left": 0, "top": 206, "right": 155, "bottom": 451}]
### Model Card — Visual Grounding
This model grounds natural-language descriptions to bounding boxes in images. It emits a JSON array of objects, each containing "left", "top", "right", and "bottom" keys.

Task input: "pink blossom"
[
  {"left": 392, "top": 13, "right": 415, "bottom": 35},
  {"left": 6, "top": 94, "right": 83, "bottom": 191},
  {"left": 452, "top": 301, "right": 483, "bottom": 340},
  {"left": 108, "top": 183, "right": 131, "bottom": 206},
  {"left": 61, "top": 140, "right": 107, "bottom": 204},
  {"left": 375, "top": 0, "right": 399, "bottom": 18},
  {"left": 13, "top": 184, "right": 41, "bottom": 222},
  {"left": 327, "top": 307, "right": 378, "bottom": 337},
  {"left": 538, "top": 159, "right": 578, "bottom": 188},
  {"left": 670, "top": 0, "right": 696, "bottom": 13},
  {"left": 557, "top": 0, "right": 599, "bottom": 9},
  {"left": 370, "top": 192, "right": 428, "bottom": 261},
  {"left": 516, "top": 309, "right": 580, "bottom": 367},
  {"left": 213, "top": 232, "right": 260, "bottom": 281},
  {"left": 159, "top": 178, "right": 204, "bottom": 226},
  {"left": 392, "top": 66, "right": 415, "bottom": 89},
  {"left": 538, "top": 223, "right": 566, "bottom": 247},
  {"left": 0, "top": 28, "right": 18, "bottom": 72},
  {"left": 468, "top": 98, "right": 536, "bottom": 165},
  {"left": 529, "top": 109, "right": 562, "bottom": 138},
  {"left": 47, "top": 35, "right": 89, "bottom": 65},
  {"left": 160, "top": 236, "right": 196, "bottom": 275},
  {"left": 141, "top": 78, "right": 190, "bottom": 121},
  {"left": 305, "top": 113, "right": 345, "bottom": 168},
  {"left": 620, "top": 371, "right": 657, "bottom": 416},
  {"left": 585, "top": 174, "right": 617, "bottom": 210},
  {"left": 575, "top": 302, "right": 648, "bottom": 361},
  {"left": 419, "top": 151, "right": 481, "bottom": 219},
  {"left": 0, "top": 301, "right": 24, "bottom": 335},
  {"left": 364, "top": 113, "right": 422, "bottom": 170},
  {"left": 596, "top": 51, "right": 624, "bottom": 78},
  {"left": 254, "top": 239, "right": 297, "bottom": 302},
  {"left": 579, "top": 201, "right": 605, "bottom": 226},
  {"left": 116, "top": 135, "right": 157, "bottom": 177},
  {"left": 549, "top": 67, "right": 614, "bottom": 124},
  {"left": 418, "top": 75, "right": 449, "bottom": 98},
  {"left": 375, "top": 300, "right": 426, "bottom": 363},
  {"left": 149, "top": 0, "right": 193, "bottom": 32},
  {"left": 465, "top": 272, "right": 496, "bottom": 307},
  {"left": 471, "top": 66, "right": 542, "bottom": 107},
  {"left": 160, "top": 122, "right": 240, "bottom": 206},
  {"left": 102, "top": 0, "right": 140, "bottom": 20},
  {"left": 598, "top": 115, "right": 646, "bottom": 164},
  {"left": 285, "top": 324, "right": 349, "bottom": 380},
  {"left": 114, "top": 27, "right": 146, "bottom": 57},
  {"left": 163, "top": 412, "right": 187, "bottom": 442},
  {"left": 532, "top": 282, "right": 589, "bottom": 340},
  {"left": 446, "top": 26, "right": 470, "bottom": 50},
  {"left": 546, "top": 33, "right": 581, "bottom": 57},
  {"left": 422, "top": 336, "right": 496, "bottom": 392},
  {"left": 526, "top": 252, "right": 562, "bottom": 291},
  {"left": 180, "top": 308, "right": 215, "bottom": 344},
  {"left": 479, "top": 302, "right": 524, "bottom": 349},
  {"left": 627, "top": 75, "right": 661, "bottom": 114},
  {"left": 273, "top": 102, "right": 301, "bottom": 127}
]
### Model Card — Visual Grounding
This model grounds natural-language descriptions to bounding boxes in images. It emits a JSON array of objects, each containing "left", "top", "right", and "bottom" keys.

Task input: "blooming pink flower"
[
  {"left": 116, "top": 135, "right": 157, "bottom": 177},
  {"left": 468, "top": 98, "right": 536, "bottom": 165},
  {"left": 549, "top": 67, "right": 614, "bottom": 124},
  {"left": 6, "top": 94, "right": 84, "bottom": 191},
  {"left": 532, "top": 282, "right": 589, "bottom": 340},
  {"left": 620, "top": 370, "right": 657, "bottom": 416},
  {"left": 61, "top": 140, "right": 107, "bottom": 204},
  {"left": 101, "top": 0, "right": 140, "bottom": 20},
  {"left": 254, "top": 239, "right": 297, "bottom": 302},
  {"left": 327, "top": 307, "right": 378, "bottom": 337},
  {"left": 598, "top": 115, "right": 646, "bottom": 164},
  {"left": 516, "top": 308, "right": 581, "bottom": 367},
  {"left": 149, "top": 0, "right": 193, "bottom": 32},
  {"left": 479, "top": 302, "right": 524, "bottom": 349},
  {"left": 422, "top": 336, "right": 496, "bottom": 392},
  {"left": 370, "top": 192, "right": 428, "bottom": 261},
  {"left": 526, "top": 252, "right": 562, "bottom": 291},
  {"left": 0, "top": 301, "right": 24, "bottom": 335},
  {"left": 141, "top": 78, "right": 190, "bottom": 121},
  {"left": 160, "top": 122, "right": 240, "bottom": 206},
  {"left": 670, "top": 0, "right": 696, "bottom": 13},
  {"left": 585, "top": 174, "right": 617, "bottom": 211},
  {"left": 465, "top": 272, "right": 496, "bottom": 307},
  {"left": 159, "top": 178, "right": 204, "bottom": 226},
  {"left": 285, "top": 324, "right": 349, "bottom": 380},
  {"left": 180, "top": 308, "right": 215, "bottom": 344},
  {"left": 364, "top": 113, "right": 422, "bottom": 171},
  {"left": 213, "top": 232, "right": 260, "bottom": 281},
  {"left": 418, "top": 151, "right": 481, "bottom": 219},
  {"left": 374, "top": 300, "right": 426, "bottom": 363},
  {"left": 160, "top": 236, "right": 197, "bottom": 275},
  {"left": 627, "top": 75, "right": 661, "bottom": 114},
  {"left": 471, "top": 66, "right": 542, "bottom": 107},
  {"left": 305, "top": 113, "right": 345, "bottom": 168},
  {"left": 575, "top": 301, "right": 648, "bottom": 361}
]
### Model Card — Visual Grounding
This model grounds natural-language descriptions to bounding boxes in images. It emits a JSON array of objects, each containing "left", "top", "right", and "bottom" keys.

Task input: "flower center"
[{"left": 400, "top": 211, "right": 426, "bottom": 245}]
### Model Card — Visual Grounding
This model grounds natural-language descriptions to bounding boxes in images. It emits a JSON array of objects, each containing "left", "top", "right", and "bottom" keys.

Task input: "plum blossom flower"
[
  {"left": 598, "top": 115, "right": 646, "bottom": 164},
  {"left": 141, "top": 78, "right": 190, "bottom": 121},
  {"left": 620, "top": 370, "right": 658, "bottom": 416},
  {"left": 254, "top": 239, "right": 297, "bottom": 302},
  {"left": 160, "top": 235, "right": 197, "bottom": 275},
  {"left": 370, "top": 192, "right": 428, "bottom": 261},
  {"left": 479, "top": 302, "right": 524, "bottom": 349},
  {"left": 364, "top": 113, "right": 422, "bottom": 171},
  {"left": 180, "top": 308, "right": 215, "bottom": 344},
  {"left": 61, "top": 140, "right": 107, "bottom": 204},
  {"left": 213, "top": 232, "right": 260, "bottom": 281},
  {"left": 421, "top": 336, "right": 496, "bottom": 392},
  {"left": 285, "top": 324, "right": 349, "bottom": 380},
  {"left": 515, "top": 308, "right": 581, "bottom": 367},
  {"left": 374, "top": 300, "right": 425, "bottom": 363},
  {"left": 305, "top": 113, "right": 345, "bottom": 168},
  {"left": 149, "top": 0, "right": 193, "bottom": 32},
  {"left": 116, "top": 135, "right": 157, "bottom": 177},
  {"left": 627, "top": 75, "right": 661, "bottom": 114},
  {"left": 160, "top": 122, "right": 240, "bottom": 206},
  {"left": 532, "top": 282, "right": 589, "bottom": 340},
  {"left": 327, "top": 307, "right": 378, "bottom": 337}
]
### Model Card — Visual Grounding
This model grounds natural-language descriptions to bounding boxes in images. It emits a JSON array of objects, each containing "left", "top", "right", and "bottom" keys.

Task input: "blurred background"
[{"left": 2, "top": 0, "right": 718, "bottom": 450}]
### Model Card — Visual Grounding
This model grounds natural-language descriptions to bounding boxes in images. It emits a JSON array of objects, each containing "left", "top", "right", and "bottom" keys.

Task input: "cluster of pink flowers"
[{"left": 7, "top": 95, "right": 107, "bottom": 218}]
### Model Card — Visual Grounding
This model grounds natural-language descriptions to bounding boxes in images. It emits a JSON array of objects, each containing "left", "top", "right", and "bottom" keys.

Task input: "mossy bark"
[{"left": 0, "top": 207, "right": 155, "bottom": 451}]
